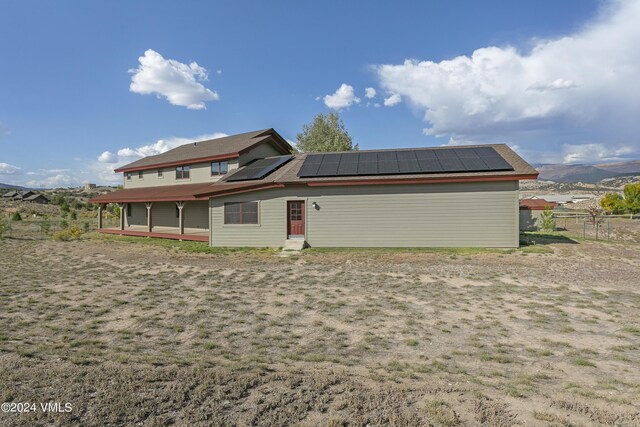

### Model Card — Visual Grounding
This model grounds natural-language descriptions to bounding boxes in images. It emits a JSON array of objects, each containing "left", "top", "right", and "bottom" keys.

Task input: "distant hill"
[
  {"left": 536, "top": 160, "right": 640, "bottom": 183},
  {"left": 0, "top": 183, "right": 33, "bottom": 191}
]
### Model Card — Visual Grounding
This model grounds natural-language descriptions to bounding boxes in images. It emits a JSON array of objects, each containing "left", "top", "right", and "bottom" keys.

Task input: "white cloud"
[
  {"left": 323, "top": 84, "right": 360, "bottom": 110},
  {"left": 26, "top": 174, "right": 73, "bottom": 188},
  {"left": 0, "top": 163, "right": 21, "bottom": 175},
  {"left": 383, "top": 93, "right": 402, "bottom": 107},
  {"left": 98, "top": 151, "right": 118, "bottom": 163},
  {"left": 89, "top": 132, "right": 228, "bottom": 184},
  {"left": 113, "top": 132, "right": 228, "bottom": 161},
  {"left": 562, "top": 143, "right": 634, "bottom": 164},
  {"left": 376, "top": 0, "right": 640, "bottom": 162},
  {"left": 365, "top": 87, "right": 376, "bottom": 98},
  {"left": 129, "top": 49, "right": 220, "bottom": 110}
]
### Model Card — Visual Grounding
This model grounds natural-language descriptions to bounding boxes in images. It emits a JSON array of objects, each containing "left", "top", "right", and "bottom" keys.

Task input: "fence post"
[
  {"left": 583, "top": 221, "right": 586, "bottom": 239},
  {"left": 596, "top": 222, "right": 599, "bottom": 241}
]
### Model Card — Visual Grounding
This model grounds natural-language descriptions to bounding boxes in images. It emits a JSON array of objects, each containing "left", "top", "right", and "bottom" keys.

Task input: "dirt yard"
[{"left": 0, "top": 236, "right": 639, "bottom": 426}]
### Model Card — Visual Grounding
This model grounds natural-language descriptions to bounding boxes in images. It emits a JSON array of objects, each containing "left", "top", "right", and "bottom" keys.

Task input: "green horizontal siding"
[
  {"left": 125, "top": 201, "right": 208, "bottom": 229},
  {"left": 210, "top": 181, "right": 519, "bottom": 248}
]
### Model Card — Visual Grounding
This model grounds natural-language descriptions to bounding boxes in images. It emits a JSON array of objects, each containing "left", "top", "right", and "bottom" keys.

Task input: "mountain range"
[{"left": 534, "top": 160, "right": 640, "bottom": 183}]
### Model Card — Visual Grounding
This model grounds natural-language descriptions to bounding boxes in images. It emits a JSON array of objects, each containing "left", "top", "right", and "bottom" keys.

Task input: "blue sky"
[{"left": 2, "top": 0, "right": 639, "bottom": 187}]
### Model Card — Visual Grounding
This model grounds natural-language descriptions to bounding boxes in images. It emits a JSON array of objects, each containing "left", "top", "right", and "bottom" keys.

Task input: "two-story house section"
[
  {"left": 91, "top": 129, "right": 293, "bottom": 240},
  {"left": 91, "top": 128, "right": 539, "bottom": 248}
]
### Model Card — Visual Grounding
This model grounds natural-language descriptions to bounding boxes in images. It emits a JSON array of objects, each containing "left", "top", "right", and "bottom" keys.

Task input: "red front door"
[{"left": 287, "top": 201, "right": 305, "bottom": 238}]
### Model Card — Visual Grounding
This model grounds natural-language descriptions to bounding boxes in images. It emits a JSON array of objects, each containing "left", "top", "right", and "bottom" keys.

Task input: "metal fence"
[{"left": 552, "top": 212, "right": 640, "bottom": 243}]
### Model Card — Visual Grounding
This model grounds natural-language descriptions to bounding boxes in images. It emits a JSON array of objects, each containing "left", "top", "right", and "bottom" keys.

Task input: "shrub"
[
  {"left": 11, "top": 212, "right": 22, "bottom": 221},
  {"left": 539, "top": 207, "right": 556, "bottom": 231},
  {"left": 70, "top": 211, "right": 77, "bottom": 220},
  {"left": 83, "top": 221, "right": 90, "bottom": 232},
  {"left": 40, "top": 219, "right": 51, "bottom": 235},
  {"left": 0, "top": 215, "right": 8, "bottom": 239},
  {"left": 52, "top": 226, "right": 83, "bottom": 242},
  {"left": 59, "top": 219, "right": 69, "bottom": 229}
]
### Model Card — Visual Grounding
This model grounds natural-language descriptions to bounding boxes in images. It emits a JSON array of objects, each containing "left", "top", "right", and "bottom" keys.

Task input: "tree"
[
  {"left": 296, "top": 112, "right": 358, "bottom": 153},
  {"left": 539, "top": 207, "right": 556, "bottom": 231},
  {"left": 623, "top": 183, "right": 640, "bottom": 217},
  {"left": 60, "top": 202, "right": 70, "bottom": 214},
  {"left": 600, "top": 193, "right": 625, "bottom": 214}
]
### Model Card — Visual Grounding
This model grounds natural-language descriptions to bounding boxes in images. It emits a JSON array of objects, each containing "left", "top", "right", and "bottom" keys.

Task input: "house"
[
  {"left": 84, "top": 183, "right": 97, "bottom": 191},
  {"left": 2, "top": 191, "right": 19, "bottom": 199},
  {"left": 18, "top": 190, "right": 35, "bottom": 200},
  {"left": 519, "top": 199, "right": 558, "bottom": 231},
  {"left": 90, "top": 128, "right": 539, "bottom": 248},
  {"left": 23, "top": 194, "right": 50, "bottom": 204}
]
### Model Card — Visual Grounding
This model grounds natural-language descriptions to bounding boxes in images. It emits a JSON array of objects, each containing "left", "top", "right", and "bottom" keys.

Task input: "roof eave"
[{"left": 300, "top": 173, "right": 539, "bottom": 187}]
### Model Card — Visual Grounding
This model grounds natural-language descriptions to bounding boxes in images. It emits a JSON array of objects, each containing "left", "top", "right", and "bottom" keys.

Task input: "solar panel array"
[
  {"left": 226, "top": 155, "right": 293, "bottom": 182},
  {"left": 297, "top": 147, "right": 513, "bottom": 178}
]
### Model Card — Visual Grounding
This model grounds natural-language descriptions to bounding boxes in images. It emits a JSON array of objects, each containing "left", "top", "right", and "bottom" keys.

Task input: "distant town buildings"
[{"left": 84, "top": 183, "right": 97, "bottom": 191}]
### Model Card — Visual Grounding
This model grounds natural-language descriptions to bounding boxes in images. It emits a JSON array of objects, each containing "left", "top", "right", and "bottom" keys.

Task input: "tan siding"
[
  {"left": 123, "top": 160, "right": 239, "bottom": 189},
  {"left": 210, "top": 181, "right": 519, "bottom": 248}
]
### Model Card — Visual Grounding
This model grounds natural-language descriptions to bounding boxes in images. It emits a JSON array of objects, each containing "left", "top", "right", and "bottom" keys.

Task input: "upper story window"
[
  {"left": 224, "top": 202, "right": 258, "bottom": 224},
  {"left": 211, "top": 160, "right": 228, "bottom": 176},
  {"left": 138, "top": 171, "right": 144, "bottom": 179},
  {"left": 176, "top": 165, "right": 190, "bottom": 180},
  {"left": 125, "top": 172, "right": 132, "bottom": 180},
  {"left": 158, "top": 169, "right": 163, "bottom": 178}
]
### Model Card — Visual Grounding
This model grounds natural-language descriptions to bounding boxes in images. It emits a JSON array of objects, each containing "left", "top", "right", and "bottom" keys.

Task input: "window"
[
  {"left": 211, "top": 160, "right": 228, "bottom": 176},
  {"left": 224, "top": 202, "right": 258, "bottom": 224},
  {"left": 126, "top": 172, "right": 132, "bottom": 180},
  {"left": 138, "top": 171, "right": 143, "bottom": 179},
  {"left": 176, "top": 165, "right": 190, "bottom": 179},
  {"left": 158, "top": 169, "right": 163, "bottom": 178},
  {"left": 126, "top": 203, "right": 132, "bottom": 217}
]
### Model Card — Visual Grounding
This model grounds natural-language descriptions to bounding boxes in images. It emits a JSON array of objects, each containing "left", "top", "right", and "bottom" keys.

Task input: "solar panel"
[
  {"left": 337, "top": 160, "right": 359, "bottom": 175},
  {"left": 304, "top": 154, "right": 324, "bottom": 164},
  {"left": 417, "top": 158, "right": 443, "bottom": 173},
  {"left": 473, "top": 146, "right": 500, "bottom": 157},
  {"left": 398, "top": 160, "right": 421, "bottom": 173},
  {"left": 226, "top": 155, "right": 293, "bottom": 182},
  {"left": 317, "top": 161, "right": 339, "bottom": 176},
  {"left": 459, "top": 157, "right": 489, "bottom": 171},
  {"left": 296, "top": 146, "right": 513, "bottom": 178},
  {"left": 481, "top": 156, "right": 513, "bottom": 170},
  {"left": 358, "top": 161, "right": 378, "bottom": 175},
  {"left": 434, "top": 149, "right": 457, "bottom": 159},
  {"left": 437, "top": 157, "right": 466, "bottom": 171}
]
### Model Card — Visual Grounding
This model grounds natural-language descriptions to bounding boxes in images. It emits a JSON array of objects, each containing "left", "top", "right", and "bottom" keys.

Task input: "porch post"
[
  {"left": 119, "top": 203, "right": 126, "bottom": 230},
  {"left": 176, "top": 201, "right": 185, "bottom": 235},
  {"left": 97, "top": 204, "right": 103, "bottom": 229},
  {"left": 145, "top": 202, "right": 153, "bottom": 232}
]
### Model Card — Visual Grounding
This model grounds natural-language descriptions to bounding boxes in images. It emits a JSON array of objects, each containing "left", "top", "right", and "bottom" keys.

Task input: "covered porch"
[
  {"left": 98, "top": 225, "right": 209, "bottom": 242},
  {"left": 90, "top": 183, "right": 215, "bottom": 244}
]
